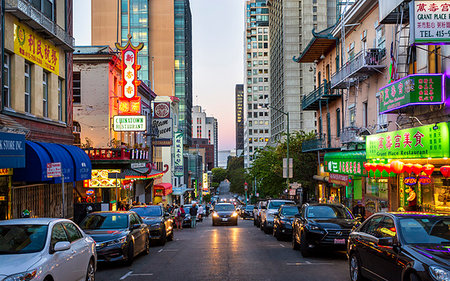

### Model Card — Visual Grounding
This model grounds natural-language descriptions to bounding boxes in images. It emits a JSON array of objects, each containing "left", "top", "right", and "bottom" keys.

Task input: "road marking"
[
  {"left": 158, "top": 248, "right": 164, "bottom": 253},
  {"left": 131, "top": 273, "right": 154, "bottom": 276},
  {"left": 120, "top": 271, "right": 133, "bottom": 280},
  {"left": 279, "top": 243, "right": 285, "bottom": 248},
  {"left": 286, "top": 262, "right": 333, "bottom": 266}
]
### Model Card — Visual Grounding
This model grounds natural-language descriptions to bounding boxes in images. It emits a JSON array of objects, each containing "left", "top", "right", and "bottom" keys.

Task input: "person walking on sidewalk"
[
  {"left": 174, "top": 205, "right": 185, "bottom": 230},
  {"left": 190, "top": 203, "right": 198, "bottom": 228}
]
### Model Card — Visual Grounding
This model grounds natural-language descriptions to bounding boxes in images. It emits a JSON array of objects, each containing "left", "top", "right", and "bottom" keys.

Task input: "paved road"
[{"left": 96, "top": 217, "right": 349, "bottom": 281}]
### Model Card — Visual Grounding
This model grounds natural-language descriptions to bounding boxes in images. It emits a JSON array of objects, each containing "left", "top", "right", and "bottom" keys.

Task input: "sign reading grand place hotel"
[{"left": 410, "top": 0, "right": 450, "bottom": 44}]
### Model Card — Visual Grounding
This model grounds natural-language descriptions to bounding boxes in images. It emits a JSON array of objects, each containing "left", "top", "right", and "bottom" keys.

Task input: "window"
[
  {"left": 376, "top": 217, "right": 396, "bottom": 238},
  {"left": 363, "top": 101, "right": 368, "bottom": 128},
  {"left": 30, "top": 0, "right": 55, "bottom": 21},
  {"left": 376, "top": 24, "right": 386, "bottom": 51},
  {"left": 313, "top": 15, "right": 317, "bottom": 21},
  {"left": 51, "top": 223, "right": 68, "bottom": 249},
  {"left": 130, "top": 214, "right": 139, "bottom": 226},
  {"left": 313, "top": 6, "right": 317, "bottom": 13},
  {"left": 376, "top": 94, "right": 388, "bottom": 131},
  {"left": 43, "top": 72, "right": 48, "bottom": 117},
  {"left": 58, "top": 79, "right": 63, "bottom": 121},
  {"left": 62, "top": 223, "right": 83, "bottom": 242},
  {"left": 336, "top": 109, "right": 341, "bottom": 137},
  {"left": 24, "top": 62, "right": 31, "bottom": 113},
  {"left": 349, "top": 104, "right": 356, "bottom": 126},
  {"left": 3, "top": 54, "right": 11, "bottom": 108},
  {"left": 360, "top": 215, "right": 383, "bottom": 236},
  {"left": 73, "top": 71, "right": 81, "bottom": 103}
]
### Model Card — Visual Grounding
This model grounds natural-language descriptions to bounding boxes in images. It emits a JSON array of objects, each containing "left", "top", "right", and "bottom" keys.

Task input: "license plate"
[
  {"left": 222, "top": 218, "right": 228, "bottom": 222},
  {"left": 334, "top": 239, "right": 346, "bottom": 244}
]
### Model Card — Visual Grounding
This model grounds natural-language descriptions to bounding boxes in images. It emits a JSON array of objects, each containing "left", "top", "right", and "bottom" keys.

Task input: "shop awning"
[
  {"left": 313, "top": 175, "right": 329, "bottom": 182},
  {"left": 154, "top": 183, "right": 173, "bottom": 196},
  {"left": 122, "top": 167, "right": 165, "bottom": 180},
  {"left": 13, "top": 141, "right": 52, "bottom": 182},
  {"left": 59, "top": 144, "right": 92, "bottom": 181},
  {"left": 37, "top": 142, "right": 74, "bottom": 183},
  {"left": 324, "top": 150, "right": 367, "bottom": 177}
]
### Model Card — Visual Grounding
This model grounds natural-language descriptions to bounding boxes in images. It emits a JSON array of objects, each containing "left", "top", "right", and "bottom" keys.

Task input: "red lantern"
[
  {"left": 376, "top": 163, "right": 385, "bottom": 172},
  {"left": 390, "top": 161, "right": 404, "bottom": 174},
  {"left": 440, "top": 166, "right": 450, "bottom": 178},
  {"left": 404, "top": 163, "right": 414, "bottom": 174},
  {"left": 423, "top": 164, "right": 435, "bottom": 177},
  {"left": 363, "top": 162, "right": 371, "bottom": 172},
  {"left": 383, "top": 164, "right": 392, "bottom": 174},
  {"left": 412, "top": 164, "right": 423, "bottom": 175}
]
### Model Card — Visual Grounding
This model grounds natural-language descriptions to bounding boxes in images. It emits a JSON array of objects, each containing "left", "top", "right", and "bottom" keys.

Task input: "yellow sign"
[
  {"left": 88, "top": 169, "right": 121, "bottom": 188},
  {"left": 0, "top": 196, "right": 5, "bottom": 201},
  {"left": 0, "top": 168, "right": 12, "bottom": 176},
  {"left": 14, "top": 22, "right": 59, "bottom": 75}
]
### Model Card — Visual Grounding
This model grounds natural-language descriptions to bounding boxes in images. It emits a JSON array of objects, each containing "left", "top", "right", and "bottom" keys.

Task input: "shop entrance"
[{"left": 0, "top": 177, "right": 9, "bottom": 220}]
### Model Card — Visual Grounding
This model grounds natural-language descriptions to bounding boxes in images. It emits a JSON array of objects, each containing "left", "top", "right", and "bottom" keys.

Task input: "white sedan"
[{"left": 0, "top": 218, "right": 96, "bottom": 281}]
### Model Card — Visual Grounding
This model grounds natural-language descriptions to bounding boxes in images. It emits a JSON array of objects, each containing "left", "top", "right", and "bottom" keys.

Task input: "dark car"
[
  {"left": 348, "top": 212, "right": 450, "bottom": 281},
  {"left": 241, "top": 205, "right": 255, "bottom": 219},
  {"left": 182, "top": 206, "right": 193, "bottom": 227},
  {"left": 79, "top": 211, "right": 149, "bottom": 265},
  {"left": 273, "top": 204, "right": 300, "bottom": 240},
  {"left": 212, "top": 203, "right": 238, "bottom": 226},
  {"left": 292, "top": 203, "right": 357, "bottom": 257},
  {"left": 130, "top": 205, "right": 174, "bottom": 245}
]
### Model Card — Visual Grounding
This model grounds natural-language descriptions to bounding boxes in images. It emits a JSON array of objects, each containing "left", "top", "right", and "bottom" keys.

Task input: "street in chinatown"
[{"left": 95, "top": 217, "right": 348, "bottom": 281}]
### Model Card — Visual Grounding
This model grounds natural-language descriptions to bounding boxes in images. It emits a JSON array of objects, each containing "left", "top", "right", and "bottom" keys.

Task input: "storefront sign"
[
  {"left": 174, "top": 132, "right": 184, "bottom": 176},
  {"left": 154, "top": 102, "right": 171, "bottom": 119},
  {"left": 87, "top": 169, "right": 121, "bottom": 188},
  {"left": 86, "top": 189, "right": 94, "bottom": 196},
  {"left": 113, "top": 115, "right": 146, "bottom": 131},
  {"left": 324, "top": 151, "right": 367, "bottom": 176},
  {"left": 379, "top": 74, "right": 444, "bottom": 114},
  {"left": 329, "top": 173, "right": 349, "bottom": 186},
  {"left": 203, "top": 173, "right": 209, "bottom": 191},
  {"left": 410, "top": 0, "right": 450, "bottom": 44},
  {"left": 0, "top": 132, "right": 25, "bottom": 169},
  {"left": 404, "top": 177, "right": 417, "bottom": 186},
  {"left": 366, "top": 122, "right": 450, "bottom": 159},
  {"left": 0, "top": 169, "right": 12, "bottom": 176},
  {"left": 419, "top": 175, "right": 432, "bottom": 185},
  {"left": 152, "top": 119, "right": 173, "bottom": 140},
  {"left": 47, "top": 162, "right": 62, "bottom": 178},
  {"left": 14, "top": 22, "right": 60, "bottom": 75}
]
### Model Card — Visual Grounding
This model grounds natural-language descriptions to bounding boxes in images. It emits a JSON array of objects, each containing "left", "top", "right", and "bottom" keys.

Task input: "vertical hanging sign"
[{"left": 174, "top": 132, "right": 184, "bottom": 176}]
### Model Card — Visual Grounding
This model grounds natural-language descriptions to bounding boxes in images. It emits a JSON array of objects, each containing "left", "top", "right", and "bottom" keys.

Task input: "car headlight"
[
  {"left": 98, "top": 236, "right": 127, "bottom": 248},
  {"left": 232, "top": 212, "right": 238, "bottom": 217},
  {"left": 213, "top": 212, "right": 219, "bottom": 218},
  {"left": 4, "top": 269, "right": 38, "bottom": 281},
  {"left": 430, "top": 265, "right": 450, "bottom": 281}
]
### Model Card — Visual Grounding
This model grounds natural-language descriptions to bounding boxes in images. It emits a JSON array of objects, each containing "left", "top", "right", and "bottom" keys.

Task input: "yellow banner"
[{"left": 14, "top": 22, "right": 60, "bottom": 75}]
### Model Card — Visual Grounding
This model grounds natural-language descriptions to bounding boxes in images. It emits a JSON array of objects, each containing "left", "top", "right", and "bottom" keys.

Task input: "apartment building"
[{"left": 235, "top": 84, "right": 244, "bottom": 154}]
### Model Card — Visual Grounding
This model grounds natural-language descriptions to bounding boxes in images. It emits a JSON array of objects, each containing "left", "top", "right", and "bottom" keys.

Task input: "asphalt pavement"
[{"left": 95, "top": 216, "right": 349, "bottom": 281}]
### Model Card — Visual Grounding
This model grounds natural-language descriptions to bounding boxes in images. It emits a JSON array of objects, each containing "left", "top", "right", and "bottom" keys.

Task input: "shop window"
[{"left": 73, "top": 71, "right": 81, "bottom": 103}]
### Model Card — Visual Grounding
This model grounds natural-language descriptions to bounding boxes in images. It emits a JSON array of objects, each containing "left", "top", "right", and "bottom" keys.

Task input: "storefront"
[
  {"left": 365, "top": 122, "right": 450, "bottom": 214},
  {"left": 153, "top": 183, "right": 173, "bottom": 205}
]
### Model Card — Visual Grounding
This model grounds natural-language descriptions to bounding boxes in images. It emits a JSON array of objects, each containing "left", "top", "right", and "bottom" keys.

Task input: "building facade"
[
  {"left": 244, "top": 0, "right": 271, "bottom": 168},
  {"left": 235, "top": 84, "right": 244, "bottom": 154},
  {"left": 192, "top": 105, "right": 218, "bottom": 170}
]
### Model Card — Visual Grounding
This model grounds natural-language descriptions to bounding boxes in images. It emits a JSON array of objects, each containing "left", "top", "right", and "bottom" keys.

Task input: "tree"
[
  {"left": 227, "top": 156, "right": 246, "bottom": 194},
  {"left": 211, "top": 167, "right": 227, "bottom": 184}
]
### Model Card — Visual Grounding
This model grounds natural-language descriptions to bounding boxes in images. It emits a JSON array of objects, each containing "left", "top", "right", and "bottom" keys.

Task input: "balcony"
[
  {"left": 302, "top": 134, "right": 340, "bottom": 152},
  {"left": 340, "top": 127, "right": 365, "bottom": 144},
  {"left": 6, "top": 0, "right": 74, "bottom": 50},
  {"left": 83, "top": 148, "right": 149, "bottom": 162},
  {"left": 331, "top": 48, "right": 386, "bottom": 89},
  {"left": 302, "top": 81, "right": 341, "bottom": 111}
]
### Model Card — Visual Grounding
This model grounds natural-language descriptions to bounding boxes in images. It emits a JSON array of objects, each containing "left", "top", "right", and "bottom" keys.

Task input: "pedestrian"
[
  {"left": 190, "top": 203, "right": 198, "bottom": 228},
  {"left": 197, "top": 204, "right": 204, "bottom": 222},
  {"left": 352, "top": 200, "right": 366, "bottom": 221}
]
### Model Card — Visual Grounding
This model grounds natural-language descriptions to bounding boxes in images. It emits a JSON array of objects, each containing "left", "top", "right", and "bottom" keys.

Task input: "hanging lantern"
[
  {"left": 423, "top": 164, "right": 435, "bottom": 177},
  {"left": 390, "top": 160, "right": 404, "bottom": 174},
  {"left": 440, "top": 165, "right": 450, "bottom": 178},
  {"left": 375, "top": 163, "right": 384, "bottom": 172},
  {"left": 363, "top": 162, "right": 371, "bottom": 172},
  {"left": 404, "top": 163, "right": 414, "bottom": 174},
  {"left": 384, "top": 163, "right": 392, "bottom": 174},
  {"left": 412, "top": 164, "right": 423, "bottom": 175}
]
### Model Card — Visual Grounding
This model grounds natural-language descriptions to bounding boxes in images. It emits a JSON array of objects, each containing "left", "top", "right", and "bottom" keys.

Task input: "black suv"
[
  {"left": 292, "top": 203, "right": 357, "bottom": 257},
  {"left": 130, "top": 205, "right": 174, "bottom": 245}
]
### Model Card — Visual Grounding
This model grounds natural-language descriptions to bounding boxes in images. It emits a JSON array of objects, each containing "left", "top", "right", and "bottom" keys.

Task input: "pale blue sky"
[{"left": 73, "top": 0, "right": 244, "bottom": 150}]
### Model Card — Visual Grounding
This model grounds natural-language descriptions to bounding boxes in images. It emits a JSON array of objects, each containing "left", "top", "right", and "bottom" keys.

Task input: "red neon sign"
[{"left": 115, "top": 35, "right": 144, "bottom": 115}]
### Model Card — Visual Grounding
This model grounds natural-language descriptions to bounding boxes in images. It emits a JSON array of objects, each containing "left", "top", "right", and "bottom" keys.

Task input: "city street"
[{"left": 96, "top": 217, "right": 349, "bottom": 281}]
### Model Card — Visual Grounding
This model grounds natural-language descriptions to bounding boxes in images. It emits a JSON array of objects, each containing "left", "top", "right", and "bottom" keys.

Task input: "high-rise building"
[
  {"left": 244, "top": 0, "right": 271, "bottom": 168},
  {"left": 267, "top": 0, "right": 336, "bottom": 141},
  {"left": 192, "top": 105, "right": 218, "bottom": 170},
  {"left": 206, "top": 117, "right": 218, "bottom": 168},
  {"left": 235, "top": 84, "right": 244, "bottom": 153},
  {"left": 91, "top": 0, "right": 193, "bottom": 145}
]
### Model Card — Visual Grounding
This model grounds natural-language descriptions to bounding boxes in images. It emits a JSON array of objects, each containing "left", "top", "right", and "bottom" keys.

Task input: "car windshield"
[
  {"left": 245, "top": 205, "right": 254, "bottom": 210},
  {"left": 268, "top": 201, "right": 293, "bottom": 209},
  {"left": 80, "top": 214, "right": 128, "bottom": 229},
  {"left": 306, "top": 206, "right": 353, "bottom": 219},
  {"left": 399, "top": 217, "right": 450, "bottom": 244},
  {"left": 215, "top": 204, "right": 235, "bottom": 211},
  {"left": 281, "top": 206, "right": 300, "bottom": 216},
  {"left": 130, "top": 207, "right": 162, "bottom": 217},
  {"left": 0, "top": 225, "right": 48, "bottom": 254}
]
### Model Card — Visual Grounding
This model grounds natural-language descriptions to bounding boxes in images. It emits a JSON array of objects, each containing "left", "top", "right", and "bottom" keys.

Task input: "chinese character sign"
[
  {"left": 14, "top": 22, "right": 59, "bottom": 75},
  {"left": 324, "top": 151, "right": 367, "bottom": 177},
  {"left": 412, "top": 0, "right": 450, "bottom": 44},
  {"left": 174, "top": 132, "right": 184, "bottom": 176},
  {"left": 366, "top": 122, "right": 450, "bottom": 159}
]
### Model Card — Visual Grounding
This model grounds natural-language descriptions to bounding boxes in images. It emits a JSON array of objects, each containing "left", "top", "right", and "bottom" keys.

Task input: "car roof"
[
  {"left": 304, "top": 203, "right": 345, "bottom": 207},
  {"left": 268, "top": 199, "right": 295, "bottom": 202},
  {"left": 130, "top": 205, "right": 160, "bottom": 208},
  {"left": 379, "top": 212, "right": 450, "bottom": 218},
  {"left": 89, "top": 211, "right": 132, "bottom": 215},
  {"left": 216, "top": 203, "right": 234, "bottom": 205},
  {"left": 0, "top": 218, "right": 69, "bottom": 225}
]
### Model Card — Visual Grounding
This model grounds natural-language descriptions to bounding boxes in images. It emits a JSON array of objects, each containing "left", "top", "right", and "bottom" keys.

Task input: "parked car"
[
  {"left": 260, "top": 199, "right": 295, "bottom": 234},
  {"left": 212, "top": 203, "right": 238, "bottom": 226},
  {"left": 80, "top": 211, "right": 149, "bottom": 265},
  {"left": 273, "top": 204, "right": 300, "bottom": 240},
  {"left": 241, "top": 205, "right": 255, "bottom": 219},
  {"left": 184, "top": 204, "right": 201, "bottom": 222},
  {"left": 348, "top": 212, "right": 450, "bottom": 281},
  {"left": 292, "top": 203, "right": 357, "bottom": 257},
  {"left": 253, "top": 200, "right": 267, "bottom": 227},
  {"left": 0, "top": 218, "right": 96, "bottom": 281},
  {"left": 130, "top": 205, "right": 174, "bottom": 245}
]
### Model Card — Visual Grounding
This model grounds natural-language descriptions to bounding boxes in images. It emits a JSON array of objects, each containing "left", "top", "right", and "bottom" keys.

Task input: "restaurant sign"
[
  {"left": 329, "top": 173, "right": 349, "bottom": 186},
  {"left": 379, "top": 74, "right": 444, "bottom": 114},
  {"left": 324, "top": 151, "right": 367, "bottom": 177},
  {"left": 113, "top": 115, "right": 146, "bottom": 131},
  {"left": 410, "top": 0, "right": 450, "bottom": 44},
  {"left": 366, "top": 122, "right": 450, "bottom": 159},
  {"left": 174, "top": 132, "right": 184, "bottom": 176}
]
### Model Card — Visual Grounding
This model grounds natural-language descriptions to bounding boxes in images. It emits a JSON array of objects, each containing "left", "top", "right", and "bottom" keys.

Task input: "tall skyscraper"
[
  {"left": 244, "top": 0, "right": 271, "bottom": 168},
  {"left": 267, "top": 0, "right": 336, "bottom": 141},
  {"left": 91, "top": 0, "right": 193, "bottom": 145},
  {"left": 235, "top": 84, "right": 244, "bottom": 152}
]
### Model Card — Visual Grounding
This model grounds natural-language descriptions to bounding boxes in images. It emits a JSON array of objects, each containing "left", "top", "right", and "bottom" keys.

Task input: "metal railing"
[
  {"left": 302, "top": 134, "right": 340, "bottom": 152},
  {"left": 83, "top": 148, "right": 149, "bottom": 161},
  {"left": 302, "top": 82, "right": 329, "bottom": 110},
  {"left": 331, "top": 48, "right": 385, "bottom": 88},
  {"left": 6, "top": 0, "right": 75, "bottom": 49},
  {"left": 340, "top": 126, "right": 364, "bottom": 144}
]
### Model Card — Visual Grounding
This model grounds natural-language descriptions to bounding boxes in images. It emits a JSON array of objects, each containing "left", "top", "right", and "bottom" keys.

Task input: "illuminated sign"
[
  {"left": 404, "top": 177, "right": 417, "bottom": 186},
  {"left": 14, "top": 21, "right": 59, "bottom": 75},
  {"left": 419, "top": 175, "right": 432, "bottom": 185},
  {"left": 154, "top": 102, "right": 170, "bottom": 119},
  {"left": 203, "top": 173, "right": 209, "bottom": 191},
  {"left": 174, "top": 132, "right": 184, "bottom": 176},
  {"left": 329, "top": 173, "right": 349, "bottom": 186},
  {"left": 410, "top": 0, "right": 450, "bottom": 44},
  {"left": 0, "top": 169, "right": 12, "bottom": 176},
  {"left": 113, "top": 115, "right": 146, "bottom": 131},
  {"left": 86, "top": 189, "right": 94, "bottom": 196},
  {"left": 115, "top": 35, "right": 144, "bottom": 115},
  {"left": 86, "top": 169, "right": 121, "bottom": 188}
]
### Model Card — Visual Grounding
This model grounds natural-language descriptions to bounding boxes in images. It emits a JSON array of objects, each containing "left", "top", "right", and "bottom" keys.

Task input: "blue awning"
[
  {"left": 13, "top": 141, "right": 52, "bottom": 182},
  {"left": 58, "top": 144, "right": 92, "bottom": 181},
  {"left": 0, "top": 131, "right": 26, "bottom": 168},
  {"left": 36, "top": 142, "right": 74, "bottom": 184}
]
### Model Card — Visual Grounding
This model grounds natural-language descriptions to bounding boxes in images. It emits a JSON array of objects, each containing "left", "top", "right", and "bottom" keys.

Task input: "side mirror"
[
  {"left": 378, "top": 237, "right": 395, "bottom": 247},
  {"left": 54, "top": 241, "right": 71, "bottom": 252},
  {"left": 131, "top": 224, "right": 141, "bottom": 230}
]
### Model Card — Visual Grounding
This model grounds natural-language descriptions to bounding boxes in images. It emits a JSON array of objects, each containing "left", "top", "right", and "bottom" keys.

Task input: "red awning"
[{"left": 154, "top": 183, "right": 173, "bottom": 196}]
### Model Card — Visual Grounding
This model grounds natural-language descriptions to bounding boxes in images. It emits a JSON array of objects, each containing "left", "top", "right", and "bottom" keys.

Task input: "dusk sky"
[{"left": 73, "top": 0, "right": 244, "bottom": 151}]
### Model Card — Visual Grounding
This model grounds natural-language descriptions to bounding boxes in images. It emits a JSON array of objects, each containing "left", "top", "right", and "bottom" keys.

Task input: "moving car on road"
[
  {"left": 292, "top": 203, "right": 357, "bottom": 257},
  {"left": 348, "top": 212, "right": 450, "bottom": 281},
  {"left": 130, "top": 205, "right": 174, "bottom": 245},
  {"left": 241, "top": 205, "right": 255, "bottom": 219},
  {"left": 260, "top": 199, "right": 295, "bottom": 234},
  {"left": 212, "top": 203, "right": 238, "bottom": 226},
  {"left": 273, "top": 204, "right": 300, "bottom": 240},
  {"left": 80, "top": 211, "right": 149, "bottom": 265},
  {"left": 0, "top": 218, "right": 96, "bottom": 281}
]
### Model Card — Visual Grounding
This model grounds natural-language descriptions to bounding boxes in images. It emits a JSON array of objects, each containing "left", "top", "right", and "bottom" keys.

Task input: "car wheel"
[
  {"left": 300, "top": 231, "right": 311, "bottom": 257},
  {"left": 264, "top": 222, "right": 271, "bottom": 234},
  {"left": 292, "top": 229, "right": 300, "bottom": 250},
  {"left": 275, "top": 229, "right": 282, "bottom": 241},
  {"left": 144, "top": 237, "right": 150, "bottom": 255},
  {"left": 260, "top": 220, "right": 264, "bottom": 231},
  {"left": 125, "top": 243, "right": 134, "bottom": 266},
  {"left": 349, "top": 253, "right": 364, "bottom": 281},
  {"left": 234, "top": 220, "right": 238, "bottom": 226},
  {"left": 85, "top": 259, "right": 95, "bottom": 281},
  {"left": 409, "top": 273, "right": 420, "bottom": 281},
  {"left": 253, "top": 218, "right": 257, "bottom": 225},
  {"left": 167, "top": 230, "right": 174, "bottom": 241},
  {"left": 159, "top": 229, "right": 167, "bottom": 246}
]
